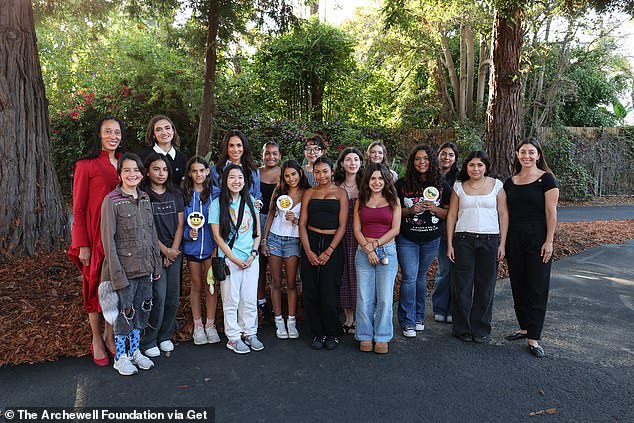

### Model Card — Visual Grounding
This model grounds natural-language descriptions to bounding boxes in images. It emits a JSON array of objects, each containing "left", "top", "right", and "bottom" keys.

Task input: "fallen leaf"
[
  {"left": 546, "top": 408, "right": 557, "bottom": 415},
  {"left": 177, "top": 385, "right": 191, "bottom": 389}
]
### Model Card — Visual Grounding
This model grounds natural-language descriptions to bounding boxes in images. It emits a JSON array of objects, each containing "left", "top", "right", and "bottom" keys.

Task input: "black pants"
[
  {"left": 451, "top": 233, "right": 499, "bottom": 338},
  {"left": 505, "top": 222, "right": 552, "bottom": 340},
  {"left": 301, "top": 231, "right": 344, "bottom": 337}
]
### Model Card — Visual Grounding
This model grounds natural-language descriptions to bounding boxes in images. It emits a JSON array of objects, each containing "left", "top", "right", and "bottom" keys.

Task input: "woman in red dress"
[{"left": 68, "top": 116, "right": 126, "bottom": 366}]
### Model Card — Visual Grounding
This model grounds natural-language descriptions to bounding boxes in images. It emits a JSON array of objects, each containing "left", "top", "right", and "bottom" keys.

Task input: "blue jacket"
[
  {"left": 182, "top": 191, "right": 215, "bottom": 259},
  {"left": 210, "top": 161, "right": 261, "bottom": 201}
]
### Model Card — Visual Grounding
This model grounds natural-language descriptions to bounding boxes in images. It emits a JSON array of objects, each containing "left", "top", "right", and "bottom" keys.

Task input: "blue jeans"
[
  {"left": 432, "top": 234, "right": 453, "bottom": 316},
  {"left": 354, "top": 243, "right": 398, "bottom": 343},
  {"left": 396, "top": 236, "right": 440, "bottom": 329}
]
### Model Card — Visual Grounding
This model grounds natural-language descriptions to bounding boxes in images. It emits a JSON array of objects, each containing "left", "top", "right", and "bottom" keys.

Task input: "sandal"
[{"left": 342, "top": 324, "right": 356, "bottom": 334}]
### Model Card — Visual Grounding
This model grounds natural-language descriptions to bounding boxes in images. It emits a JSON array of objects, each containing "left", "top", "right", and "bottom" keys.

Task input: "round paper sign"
[
  {"left": 423, "top": 186, "right": 439, "bottom": 201},
  {"left": 277, "top": 195, "right": 293, "bottom": 212}
]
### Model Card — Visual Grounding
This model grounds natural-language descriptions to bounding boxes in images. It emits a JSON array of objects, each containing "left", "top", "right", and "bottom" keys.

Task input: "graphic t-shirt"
[
  {"left": 210, "top": 195, "right": 258, "bottom": 262},
  {"left": 395, "top": 178, "right": 451, "bottom": 242},
  {"left": 147, "top": 188, "right": 185, "bottom": 248}
]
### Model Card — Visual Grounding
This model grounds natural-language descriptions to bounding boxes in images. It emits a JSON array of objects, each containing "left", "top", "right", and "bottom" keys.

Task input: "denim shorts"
[{"left": 267, "top": 232, "right": 300, "bottom": 258}]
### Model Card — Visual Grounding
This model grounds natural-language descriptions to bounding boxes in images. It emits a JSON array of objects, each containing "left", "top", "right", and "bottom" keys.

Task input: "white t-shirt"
[{"left": 454, "top": 179, "right": 503, "bottom": 234}]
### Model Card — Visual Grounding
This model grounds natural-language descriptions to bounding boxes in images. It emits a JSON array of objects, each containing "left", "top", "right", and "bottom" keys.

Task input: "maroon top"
[{"left": 360, "top": 205, "right": 393, "bottom": 238}]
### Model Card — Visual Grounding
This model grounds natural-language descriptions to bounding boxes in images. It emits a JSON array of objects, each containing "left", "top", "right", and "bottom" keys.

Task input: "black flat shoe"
[
  {"left": 453, "top": 333, "right": 473, "bottom": 342},
  {"left": 506, "top": 331, "right": 528, "bottom": 341},
  {"left": 311, "top": 336, "right": 326, "bottom": 350},
  {"left": 473, "top": 335, "right": 491, "bottom": 344},
  {"left": 528, "top": 345, "right": 545, "bottom": 357},
  {"left": 324, "top": 336, "right": 339, "bottom": 350}
]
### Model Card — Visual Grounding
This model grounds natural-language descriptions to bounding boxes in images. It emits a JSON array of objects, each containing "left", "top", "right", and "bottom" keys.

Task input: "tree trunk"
[
  {"left": 484, "top": 6, "right": 523, "bottom": 179},
  {"left": 439, "top": 29, "right": 460, "bottom": 118},
  {"left": 310, "top": 1, "right": 319, "bottom": 16},
  {"left": 196, "top": 0, "right": 220, "bottom": 157},
  {"left": 476, "top": 32, "right": 491, "bottom": 109},
  {"left": 465, "top": 24, "right": 475, "bottom": 119},
  {"left": 459, "top": 23, "right": 468, "bottom": 122},
  {"left": 0, "top": 0, "right": 68, "bottom": 256}
]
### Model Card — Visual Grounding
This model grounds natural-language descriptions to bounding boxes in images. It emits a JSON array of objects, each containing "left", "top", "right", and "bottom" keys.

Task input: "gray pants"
[
  {"left": 142, "top": 255, "right": 182, "bottom": 349},
  {"left": 114, "top": 275, "right": 153, "bottom": 336}
]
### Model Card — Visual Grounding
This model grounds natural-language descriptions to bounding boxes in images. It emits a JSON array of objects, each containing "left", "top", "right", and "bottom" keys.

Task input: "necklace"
[
  {"left": 468, "top": 178, "right": 487, "bottom": 191},
  {"left": 342, "top": 181, "right": 357, "bottom": 189}
]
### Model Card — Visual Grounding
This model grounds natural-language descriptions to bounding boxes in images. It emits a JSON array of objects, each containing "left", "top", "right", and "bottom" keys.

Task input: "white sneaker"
[
  {"left": 244, "top": 335, "right": 265, "bottom": 351},
  {"left": 131, "top": 350, "right": 154, "bottom": 370},
  {"left": 205, "top": 325, "right": 221, "bottom": 344},
  {"left": 144, "top": 346, "right": 160, "bottom": 357},
  {"left": 159, "top": 340, "right": 174, "bottom": 352},
  {"left": 193, "top": 327, "right": 208, "bottom": 345},
  {"left": 446, "top": 315, "right": 453, "bottom": 323},
  {"left": 402, "top": 326, "right": 416, "bottom": 338},
  {"left": 434, "top": 314, "right": 447, "bottom": 323},
  {"left": 287, "top": 318, "right": 299, "bottom": 339},
  {"left": 275, "top": 318, "right": 289, "bottom": 339},
  {"left": 415, "top": 322, "right": 425, "bottom": 331},
  {"left": 113, "top": 354, "right": 138, "bottom": 376}
]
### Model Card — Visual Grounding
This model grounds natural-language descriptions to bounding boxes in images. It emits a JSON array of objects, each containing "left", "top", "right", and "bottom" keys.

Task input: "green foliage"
[{"left": 542, "top": 128, "right": 594, "bottom": 200}]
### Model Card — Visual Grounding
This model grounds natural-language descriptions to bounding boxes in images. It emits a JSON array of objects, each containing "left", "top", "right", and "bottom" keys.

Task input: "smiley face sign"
[
  {"left": 187, "top": 211, "right": 205, "bottom": 229},
  {"left": 423, "top": 186, "right": 439, "bottom": 202},
  {"left": 277, "top": 195, "right": 293, "bottom": 212}
]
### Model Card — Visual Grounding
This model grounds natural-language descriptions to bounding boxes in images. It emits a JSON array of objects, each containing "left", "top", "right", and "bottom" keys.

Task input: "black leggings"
[
  {"left": 506, "top": 222, "right": 552, "bottom": 340},
  {"left": 301, "top": 231, "right": 344, "bottom": 337}
]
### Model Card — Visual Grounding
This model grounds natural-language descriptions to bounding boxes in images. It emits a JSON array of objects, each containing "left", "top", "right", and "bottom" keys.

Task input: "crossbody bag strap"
[{"left": 228, "top": 198, "right": 246, "bottom": 250}]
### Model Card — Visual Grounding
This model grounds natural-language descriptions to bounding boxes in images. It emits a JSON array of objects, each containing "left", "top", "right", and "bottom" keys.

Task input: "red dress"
[{"left": 67, "top": 151, "right": 120, "bottom": 313}]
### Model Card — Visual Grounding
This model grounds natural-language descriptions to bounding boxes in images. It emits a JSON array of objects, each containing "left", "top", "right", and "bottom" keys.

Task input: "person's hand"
[
  {"left": 79, "top": 246, "right": 91, "bottom": 267},
  {"left": 307, "top": 250, "right": 321, "bottom": 266},
  {"left": 540, "top": 241, "right": 553, "bottom": 263},
  {"left": 285, "top": 211, "right": 295, "bottom": 222},
  {"left": 317, "top": 251, "right": 331, "bottom": 265},
  {"left": 189, "top": 228, "right": 199, "bottom": 239},
  {"left": 422, "top": 200, "right": 435, "bottom": 213},
  {"left": 152, "top": 274, "right": 161, "bottom": 281},
  {"left": 447, "top": 245, "right": 455, "bottom": 263},
  {"left": 230, "top": 256, "right": 248, "bottom": 269},
  {"left": 260, "top": 242, "right": 270, "bottom": 257},
  {"left": 362, "top": 241, "right": 375, "bottom": 255},
  {"left": 254, "top": 199, "right": 263, "bottom": 211},
  {"left": 497, "top": 245, "right": 506, "bottom": 261},
  {"left": 166, "top": 247, "right": 180, "bottom": 262},
  {"left": 367, "top": 251, "right": 379, "bottom": 265},
  {"left": 411, "top": 202, "right": 425, "bottom": 215},
  {"left": 162, "top": 256, "right": 171, "bottom": 268},
  {"left": 245, "top": 255, "right": 255, "bottom": 268}
]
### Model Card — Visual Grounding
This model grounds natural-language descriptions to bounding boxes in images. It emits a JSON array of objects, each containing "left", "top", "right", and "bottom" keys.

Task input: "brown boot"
[
  {"left": 374, "top": 342, "right": 388, "bottom": 354},
  {"left": 359, "top": 340, "right": 373, "bottom": 352}
]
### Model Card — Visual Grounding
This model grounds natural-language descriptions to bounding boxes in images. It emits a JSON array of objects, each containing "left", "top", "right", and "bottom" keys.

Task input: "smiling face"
[
  {"left": 153, "top": 119, "right": 174, "bottom": 149},
  {"left": 438, "top": 147, "right": 456, "bottom": 173},
  {"left": 368, "top": 170, "right": 385, "bottom": 194},
  {"left": 188, "top": 162, "right": 209, "bottom": 187},
  {"left": 100, "top": 119, "right": 122, "bottom": 153},
  {"left": 313, "top": 162, "right": 332, "bottom": 186},
  {"left": 227, "top": 136, "right": 244, "bottom": 164},
  {"left": 147, "top": 159, "right": 169, "bottom": 187},
  {"left": 262, "top": 144, "right": 281, "bottom": 169},
  {"left": 517, "top": 144, "right": 540, "bottom": 169},
  {"left": 284, "top": 167, "right": 300, "bottom": 189},
  {"left": 304, "top": 142, "right": 323, "bottom": 164},
  {"left": 369, "top": 145, "right": 385, "bottom": 164},
  {"left": 226, "top": 168, "right": 245, "bottom": 194},
  {"left": 119, "top": 159, "right": 142, "bottom": 190},
  {"left": 343, "top": 152, "right": 362, "bottom": 175},
  {"left": 413, "top": 150, "right": 430, "bottom": 175},
  {"left": 467, "top": 158, "right": 486, "bottom": 181}
]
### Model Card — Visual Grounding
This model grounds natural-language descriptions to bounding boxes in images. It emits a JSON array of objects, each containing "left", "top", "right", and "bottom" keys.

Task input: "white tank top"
[{"left": 270, "top": 202, "right": 301, "bottom": 238}]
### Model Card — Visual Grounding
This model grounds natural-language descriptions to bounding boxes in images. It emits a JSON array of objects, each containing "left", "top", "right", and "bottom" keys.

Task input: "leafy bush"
[{"left": 542, "top": 129, "right": 594, "bottom": 200}]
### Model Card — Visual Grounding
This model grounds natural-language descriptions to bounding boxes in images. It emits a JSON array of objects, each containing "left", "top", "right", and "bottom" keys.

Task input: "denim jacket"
[{"left": 100, "top": 187, "right": 162, "bottom": 290}]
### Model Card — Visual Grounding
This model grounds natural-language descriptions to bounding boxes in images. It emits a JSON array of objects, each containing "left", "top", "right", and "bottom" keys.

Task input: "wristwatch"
[{"left": 251, "top": 249, "right": 259, "bottom": 257}]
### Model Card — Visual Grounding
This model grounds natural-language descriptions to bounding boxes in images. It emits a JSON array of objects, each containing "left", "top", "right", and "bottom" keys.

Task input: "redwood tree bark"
[
  {"left": 0, "top": 0, "right": 68, "bottom": 256},
  {"left": 484, "top": 6, "right": 523, "bottom": 179},
  {"left": 196, "top": 0, "right": 220, "bottom": 157}
]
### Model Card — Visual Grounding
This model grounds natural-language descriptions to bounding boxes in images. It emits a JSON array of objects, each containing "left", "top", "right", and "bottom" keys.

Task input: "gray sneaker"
[
  {"left": 275, "top": 318, "right": 289, "bottom": 339},
  {"left": 205, "top": 325, "right": 221, "bottom": 344},
  {"left": 287, "top": 318, "right": 300, "bottom": 339},
  {"left": 113, "top": 354, "right": 138, "bottom": 376},
  {"left": 193, "top": 327, "right": 208, "bottom": 345},
  {"left": 402, "top": 326, "right": 416, "bottom": 338},
  {"left": 244, "top": 334, "right": 265, "bottom": 351},
  {"left": 131, "top": 350, "right": 154, "bottom": 370},
  {"left": 226, "top": 338, "right": 250, "bottom": 354},
  {"left": 446, "top": 315, "right": 453, "bottom": 323}
]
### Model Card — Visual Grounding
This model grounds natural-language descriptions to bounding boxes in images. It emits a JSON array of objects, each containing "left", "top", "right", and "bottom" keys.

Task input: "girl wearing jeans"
[
  {"left": 395, "top": 145, "right": 451, "bottom": 338},
  {"left": 210, "top": 164, "right": 263, "bottom": 354},
  {"left": 353, "top": 163, "right": 401, "bottom": 354},
  {"left": 100, "top": 153, "right": 162, "bottom": 376},
  {"left": 446, "top": 151, "right": 508, "bottom": 343}
]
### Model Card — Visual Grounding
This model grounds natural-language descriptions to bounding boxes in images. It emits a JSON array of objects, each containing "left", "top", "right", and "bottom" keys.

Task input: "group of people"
[{"left": 68, "top": 114, "right": 559, "bottom": 376}]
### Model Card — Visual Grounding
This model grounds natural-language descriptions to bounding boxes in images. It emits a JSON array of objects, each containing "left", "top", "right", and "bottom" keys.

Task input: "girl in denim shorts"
[{"left": 261, "top": 160, "right": 311, "bottom": 339}]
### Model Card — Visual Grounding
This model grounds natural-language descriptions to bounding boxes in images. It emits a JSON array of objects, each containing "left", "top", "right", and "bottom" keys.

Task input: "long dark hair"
[
  {"left": 334, "top": 147, "right": 364, "bottom": 188},
  {"left": 438, "top": 142, "right": 459, "bottom": 181},
  {"left": 215, "top": 130, "right": 257, "bottom": 188},
  {"left": 116, "top": 153, "right": 144, "bottom": 187},
  {"left": 183, "top": 156, "right": 211, "bottom": 204},
  {"left": 512, "top": 138, "right": 553, "bottom": 175},
  {"left": 142, "top": 152, "right": 177, "bottom": 193},
  {"left": 457, "top": 150, "right": 491, "bottom": 182},
  {"left": 144, "top": 115, "right": 181, "bottom": 148},
  {"left": 219, "top": 164, "right": 258, "bottom": 241},
  {"left": 272, "top": 160, "right": 310, "bottom": 213},
  {"left": 358, "top": 163, "right": 398, "bottom": 216},
  {"left": 404, "top": 144, "right": 442, "bottom": 191},
  {"left": 80, "top": 116, "right": 126, "bottom": 161}
]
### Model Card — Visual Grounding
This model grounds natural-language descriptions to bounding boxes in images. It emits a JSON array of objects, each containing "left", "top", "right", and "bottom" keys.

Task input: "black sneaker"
[
  {"left": 258, "top": 301, "right": 272, "bottom": 324},
  {"left": 311, "top": 336, "right": 326, "bottom": 350},
  {"left": 324, "top": 336, "right": 339, "bottom": 350}
]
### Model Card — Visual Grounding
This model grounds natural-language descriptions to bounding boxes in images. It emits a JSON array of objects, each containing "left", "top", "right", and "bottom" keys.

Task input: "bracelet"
[{"left": 327, "top": 245, "right": 334, "bottom": 252}]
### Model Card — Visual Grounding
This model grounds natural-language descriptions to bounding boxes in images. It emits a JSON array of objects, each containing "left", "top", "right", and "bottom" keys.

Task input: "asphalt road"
[
  {"left": 1, "top": 241, "right": 633, "bottom": 422},
  {"left": 557, "top": 205, "right": 634, "bottom": 222}
]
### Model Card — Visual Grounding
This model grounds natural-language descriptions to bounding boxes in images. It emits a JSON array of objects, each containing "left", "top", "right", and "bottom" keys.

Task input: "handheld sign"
[
  {"left": 277, "top": 195, "right": 293, "bottom": 212},
  {"left": 187, "top": 211, "right": 205, "bottom": 240},
  {"left": 423, "top": 186, "right": 439, "bottom": 202}
]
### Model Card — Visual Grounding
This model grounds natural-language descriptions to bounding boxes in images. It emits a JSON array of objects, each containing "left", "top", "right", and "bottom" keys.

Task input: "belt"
[{"left": 455, "top": 232, "right": 499, "bottom": 240}]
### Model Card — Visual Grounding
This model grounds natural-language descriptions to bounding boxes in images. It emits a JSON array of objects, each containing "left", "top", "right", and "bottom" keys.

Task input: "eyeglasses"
[{"left": 304, "top": 147, "right": 322, "bottom": 153}]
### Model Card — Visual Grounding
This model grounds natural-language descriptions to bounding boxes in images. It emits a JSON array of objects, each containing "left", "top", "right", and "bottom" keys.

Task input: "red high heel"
[{"left": 90, "top": 344, "right": 110, "bottom": 367}]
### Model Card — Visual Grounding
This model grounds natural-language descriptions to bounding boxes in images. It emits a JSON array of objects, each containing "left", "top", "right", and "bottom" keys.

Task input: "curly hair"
[{"left": 404, "top": 144, "right": 442, "bottom": 191}]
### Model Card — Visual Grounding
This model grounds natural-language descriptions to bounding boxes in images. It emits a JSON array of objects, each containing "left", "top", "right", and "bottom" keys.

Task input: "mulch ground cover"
[{"left": 1, "top": 219, "right": 633, "bottom": 367}]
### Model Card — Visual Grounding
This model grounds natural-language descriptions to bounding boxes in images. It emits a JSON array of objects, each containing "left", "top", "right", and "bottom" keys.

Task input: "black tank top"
[
  {"left": 307, "top": 198, "right": 340, "bottom": 230},
  {"left": 260, "top": 182, "right": 277, "bottom": 215}
]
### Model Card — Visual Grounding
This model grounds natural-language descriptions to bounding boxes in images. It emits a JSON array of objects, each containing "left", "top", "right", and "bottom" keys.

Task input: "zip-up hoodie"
[{"left": 182, "top": 190, "right": 215, "bottom": 259}]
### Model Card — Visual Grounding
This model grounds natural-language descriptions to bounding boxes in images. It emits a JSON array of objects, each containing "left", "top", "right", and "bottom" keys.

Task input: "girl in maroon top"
[{"left": 68, "top": 116, "right": 126, "bottom": 366}]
